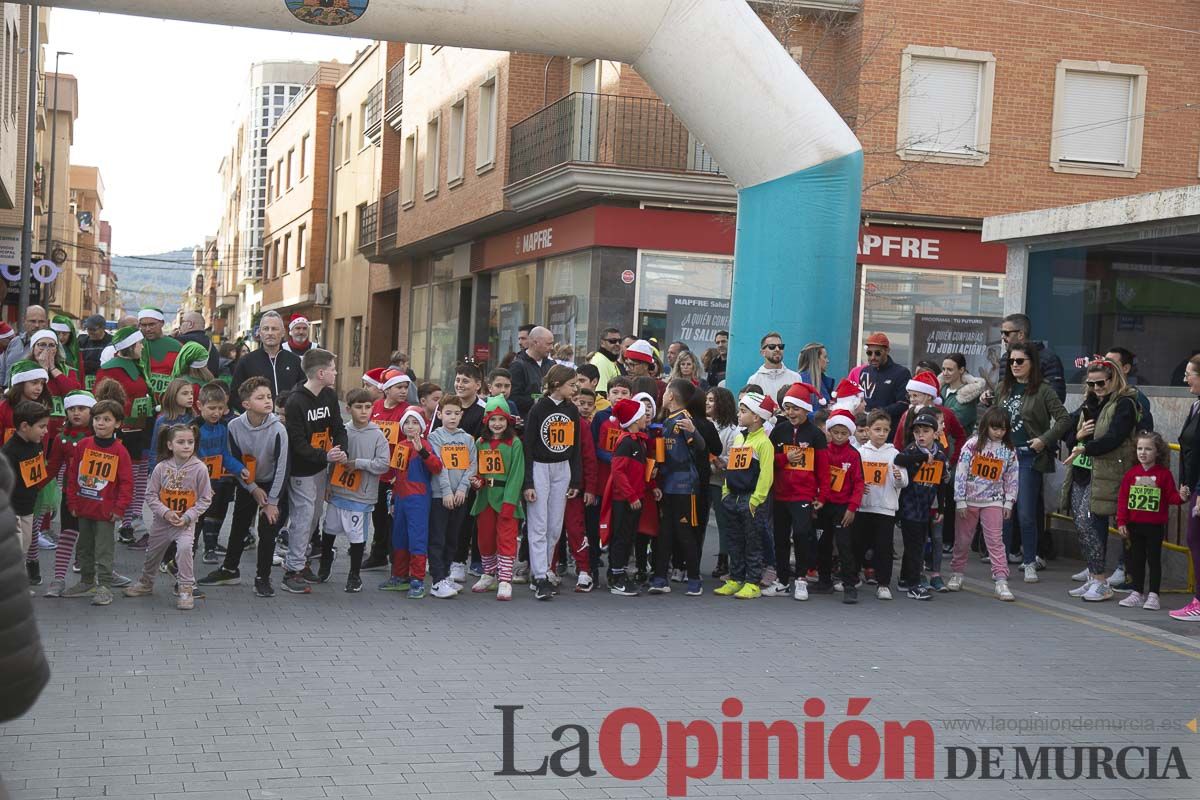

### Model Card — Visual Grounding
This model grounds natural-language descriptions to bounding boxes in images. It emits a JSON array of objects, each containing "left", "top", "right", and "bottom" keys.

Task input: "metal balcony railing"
[
  {"left": 385, "top": 59, "right": 405, "bottom": 122},
  {"left": 507, "top": 92, "right": 723, "bottom": 184},
  {"left": 358, "top": 201, "right": 378, "bottom": 252},
  {"left": 379, "top": 190, "right": 398, "bottom": 243}
]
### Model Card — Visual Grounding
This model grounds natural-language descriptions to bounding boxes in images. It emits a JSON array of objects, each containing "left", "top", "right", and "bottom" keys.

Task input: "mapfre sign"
[{"left": 857, "top": 226, "right": 1007, "bottom": 273}]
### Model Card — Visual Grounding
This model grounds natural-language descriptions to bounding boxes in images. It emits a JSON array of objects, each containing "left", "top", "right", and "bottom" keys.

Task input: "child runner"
[
  {"left": 822, "top": 409, "right": 866, "bottom": 603},
  {"left": 854, "top": 410, "right": 908, "bottom": 601},
  {"left": 600, "top": 398, "right": 653, "bottom": 596},
  {"left": 653, "top": 379, "right": 708, "bottom": 596},
  {"left": 447, "top": 362, "right": 487, "bottom": 581},
  {"left": 895, "top": 410, "right": 951, "bottom": 600},
  {"left": 417, "top": 382, "right": 443, "bottom": 437},
  {"left": 196, "top": 382, "right": 247, "bottom": 564},
  {"left": 363, "top": 368, "right": 411, "bottom": 570},
  {"left": 470, "top": 396, "right": 525, "bottom": 601},
  {"left": 3, "top": 401, "right": 51, "bottom": 575},
  {"left": 1117, "top": 432, "right": 1183, "bottom": 611},
  {"left": 950, "top": 406, "right": 1019, "bottom": 600},
  {"left": 124, "top": 424, "right": 214, "bottom": 609},
  {"left": 428, "top": 395, "right": 478, "bottom": 599},
  {"left": 559, "top": 385, "right": 599, "bottom": 592},
  {"left": 43, "top": 391, "right": 95, "bottom": 597},
  {"left": 380, "top": 407, "right": 442, "bottom": 598},
  {"left": 705, "top": 387, "right": 740, "bottom": 581},
  {"left": 147, "top": 378, "right": 196, "bottom": 472},
  {"left": 716, "top": 392, "right": 776, "bottom": 599}
]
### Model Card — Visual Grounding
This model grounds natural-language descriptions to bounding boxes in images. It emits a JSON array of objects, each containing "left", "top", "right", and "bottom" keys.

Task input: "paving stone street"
[{"left": 3, "top": 527, "right": 1200, "bottom": 800}]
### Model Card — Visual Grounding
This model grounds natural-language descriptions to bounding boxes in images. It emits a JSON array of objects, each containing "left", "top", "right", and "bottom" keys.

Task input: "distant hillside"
[{"left": 110, "top": 248, "right": 194, "bottom": 316}]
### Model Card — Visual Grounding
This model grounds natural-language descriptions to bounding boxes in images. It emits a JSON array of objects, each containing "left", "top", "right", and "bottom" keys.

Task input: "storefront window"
[
  {"left": 1027, "top": 236, "right": 1200, "bottom": 386},
  {"left": 859, "top": 266, "right": 1005, "bottom": 371},
  {"left": 488, "top": 262, "right": 537, "bottom": 361},
  {"left": 410, "top": 284, "right": 431, "bottom": 381},
  {"left": 637, "top": 251, "right": 733, "bottom": 342},
  {"left": 543, "top": 252, "right": 591, "bottom": 360}
]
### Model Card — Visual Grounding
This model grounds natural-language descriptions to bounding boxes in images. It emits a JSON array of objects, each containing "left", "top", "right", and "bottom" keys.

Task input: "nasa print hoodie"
[{"left": 284, "top": 383, "right": 349, "bottom": 478}]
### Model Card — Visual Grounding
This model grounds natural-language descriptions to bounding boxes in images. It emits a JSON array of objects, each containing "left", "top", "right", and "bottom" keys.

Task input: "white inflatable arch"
[{"left": 43, "top": 0, "right": 863, "bottom": 378}]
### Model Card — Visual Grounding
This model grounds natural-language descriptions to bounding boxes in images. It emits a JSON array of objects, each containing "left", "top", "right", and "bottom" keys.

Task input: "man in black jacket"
[
  {"left": 509, "top": 325, "right": 554, "bottom": 416},
  {"left": 1001, "top": 314, "right": 1066, "bottom": 402},
  {"left": 175, "top": 311, "right": 222, "bottom": 376},
  {"left": 230, "top": 311, "right": 303, "bottom": 412},
  {"left": 78, "top": 315, "right": 113, "bottom": 383},
  {"left": 858, "top": 332, "right": 912, "bottom": 427}
]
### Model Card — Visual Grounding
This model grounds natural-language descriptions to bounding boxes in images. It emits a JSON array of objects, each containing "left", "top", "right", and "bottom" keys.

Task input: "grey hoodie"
[
  {"left": 329, "top": 422, "right": 391, "bottom": 506},
  {"left": 146, "top": 455, "right": 214, "bottom": 535},
  {"left": 227, "top": 411, "right": 289, "bottom": 505},
  {"left": 428, "top": 426, "right": 477, "bottom": 498}
]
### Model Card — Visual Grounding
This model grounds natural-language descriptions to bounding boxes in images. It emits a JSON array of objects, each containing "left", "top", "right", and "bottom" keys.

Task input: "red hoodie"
[
  {"left": 1116, "top": 463, "right": 1183, "bottom": 527},
  {"left": 370, "top": 398, "right": 409, "bottom": 483},
  {"left": 65, "top": 435, "right": 134, "bottom": 521},
  {"left": 824, "top": 440, "right": 866, "bottom": 512},
  {"left": 48, "top": 422, "right": 92, "bottom": 477}
]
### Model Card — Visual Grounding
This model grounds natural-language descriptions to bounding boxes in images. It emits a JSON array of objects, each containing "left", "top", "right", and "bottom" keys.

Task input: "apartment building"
[
  {"left": 40, "top": 71, "right": 80, "bottom": 316},
  {"left": 67, "top": 165, "right": 105, "bottom": 314}
]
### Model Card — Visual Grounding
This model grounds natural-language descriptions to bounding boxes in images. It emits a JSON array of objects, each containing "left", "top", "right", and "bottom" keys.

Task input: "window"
[
  {"left": 360, "top": 100, "right": 370, "bottom": 149},
  {"left": 299, "top": 134, "right": 309, "bottom": 179},
  {"left": 1050, "top": 60, "right": 1147, "bottom": 177},
  {"left": 406, "top": 43, "right": 422, "bottom": 72},
  {"left": 897, "top": 46, "right": 995, "bottom": 165},
  {"left": 340, "top": 212, "right": 349, "bottom": 259},
  {"left": 334, "top": 119, "right": 344, "bottom": 164},
  {"left": 270, "top": 240, "right": 279, "bottom": 280},
  {"left": 332, "top": 216, "right": 340, "bottom": 262},
  {"left": 297, "top": 225, "right": 306, "bottom": 270},
  {"left": 476, "top": 77, "right": 498, "bottom": 171},
  {"left": 350, "top": 316, "right": 363, "bottom": 366},
  {"left": 286, "top": 148, "right": 294, "bottom": 190},
  {"left": 264, "top": 242, "right": 272, "bottom": 280},
  {"left": 266, "top": 167, "right": 273, "bottom": 201},
  {"left": 275, "top": 159, "right": 283, "bottom": 198},
  {"left": 402, "top": 130, "right": 418, "bottom": 207},
  {"left": 424, "top": 115, "right": 441, "bottom": 198},
  {"left": 334, "top": 318, "right": 345, "bottom": 362},
  {"left": 448, "top": 97, "right": 466, "bottom": 186},
  {"left": 281, "top": 234, "right": 290, "bottom": 275},
  {"left": 343, "top": 115, "right": 352, "bottom": 164}
]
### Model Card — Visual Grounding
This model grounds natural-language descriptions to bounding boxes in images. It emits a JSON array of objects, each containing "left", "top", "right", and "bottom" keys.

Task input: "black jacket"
[
  {"left": 176, "top": 330, "right": 222, "bottom": 377},
  {"left": 284, "top": 384, "right": 349, "bottom": 478},
  {"left": 1180, "top": 401, "right": 1200, "bottom": 493},
  {"left": 509, "top": 350, "right": 552, "bottom": 417},
  {"left": 859, "top": 357, "right": 912, "bottom": 427},
  {"left": 77, "top": 331, "right": 113, "bottom": 377},
  {"left": 229, "top": 347, "right": 303, "bottom": 413},
  {"left": 0, "top": 458, "right": 50, "bottom": 722},
  {"left": 522, "top": 395, "right": 582, "bottom": 490},
  {"left": 2, "top": 436, "right": 45, "bottom": 516}
]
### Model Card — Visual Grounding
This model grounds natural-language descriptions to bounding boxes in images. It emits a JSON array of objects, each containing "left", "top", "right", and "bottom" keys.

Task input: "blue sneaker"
[
  {"left": 379, "top": 576, "right": 409, "bottom": 592},
  {"left": 469, "top": 560, "right": 483, "bottom": 577},
  {"left": 407, "top": 579, "right": 426, "bottom": 599},
  {"left": 929, "top": 576, "right": 948, "bottom": 593},
  {"left": 685, "top": 579, "right": 703, "bottom": 596},
  {"left": 647, "top": 576, "right": 671, "bottom": 594}
]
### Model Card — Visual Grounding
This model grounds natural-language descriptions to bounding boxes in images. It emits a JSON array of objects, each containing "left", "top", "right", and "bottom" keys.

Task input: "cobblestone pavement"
[{"left": 3, "top": 527, "right": 1200, "bottom": 800}]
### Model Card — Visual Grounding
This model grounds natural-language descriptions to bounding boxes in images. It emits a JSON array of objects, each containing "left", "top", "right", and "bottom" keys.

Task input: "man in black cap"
[{"left": 77, "top": 315, "right": 113, "bottom": 388}]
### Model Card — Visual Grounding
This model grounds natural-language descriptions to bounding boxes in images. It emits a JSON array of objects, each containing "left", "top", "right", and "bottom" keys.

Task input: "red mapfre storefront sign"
[{"left": 857, "top": 226, "right": 1007, "bottom": 274}]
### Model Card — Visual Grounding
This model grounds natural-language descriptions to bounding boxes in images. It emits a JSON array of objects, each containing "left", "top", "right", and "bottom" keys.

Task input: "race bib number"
[
  {"left": 441, "top": 444, "right": 470, "bottom": 471},
  {"left": 51, "top": 395, "right": 65, "bottom": 417},
  {"left": 784, "top": 445, "right": 814, "bottom": 472},
  {"left": 131, "top": 396, "right": 154, "bottom": 418},
  {"left": 85, "top": 374, "right": 95, "bottom": 390},
  {"left": 728, "top": 446, "right": 753, "bottom": 471},
  {"left": 2, "top": 429, "right": 12, "bottom": 444},
  {"left": 603, "top": 426, "right": 620, "bottom": 453},
  {"left": 970, "top": 454, "right": 1004, "bottom": 481},
  {"left": 377, "top": 420, "right": 401, "bottom": 445},
  {"left": 829, "top": 466, "right": 846, "bottom": 493},
  {"left": 655, "top": 436, "right": 666, "bottom": 463},
  {"left": 80, "top": 448, "right": 119, "bottom": 482},
  {"left": 547, "top": 419, "right": 575, "bottom": 448},
  {"left": 330, "top": 462, "right": 364, "bottom": 492},
  {"left": 147, "top": 372, "right": 171, "bottom": 396},
  {"left": 158, "top": 489, "right": 196, "bottom": 514},
  {"left": 203, "top": 455, "right": 224, "bottom": 480},
  {"left": 310, "top": 430, "right": 332, "bottom": 451},
  {"left": 862, "top": 461, "right": 888, "bottom": 487},
  {"left": 390, "top": 444, "right": 411, "bottom": 472},
  {"left": 478, "top": 449, "right": 505, "bottom": 476},
  {"left": 242, "top": 455, "right": 257, "bottom": 483},
  {"left": 914, "top": 460, "right": 944, "bottom": 486},
  {"left": 1128, "top": 484, "right": 1161, "bottom": 513},
  {"left": 19, "top": 455, "right": 46, "bottom": 488},
  {"left": 1072, "top": 453, "right": 1093, "bottom": 470}
]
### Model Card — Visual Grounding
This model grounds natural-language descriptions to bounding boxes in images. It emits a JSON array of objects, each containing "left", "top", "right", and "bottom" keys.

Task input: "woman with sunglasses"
[
  {"left": 992, "top": 342, "right": 1071, "bottom": 583},
  {"left": 796, "top": 342, "right": 836, "bottom": 405},
  {"left": 1061, "top": 358, "right": 1141, "bottom": 602},
  {"left": 1170, "top": 354, "right": 1200, "bottom": 621}
]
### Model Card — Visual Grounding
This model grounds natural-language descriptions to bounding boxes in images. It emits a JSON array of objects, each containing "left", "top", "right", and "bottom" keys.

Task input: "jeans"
[
  {"left": 709, "top": 483, "right": 732, "bottom": 556},
  {"left": 723, "top": 494, "right": 770, "bottom": 583},
  {"left": 1003, "top": 448, "right": 1041, "bottom": 565}
]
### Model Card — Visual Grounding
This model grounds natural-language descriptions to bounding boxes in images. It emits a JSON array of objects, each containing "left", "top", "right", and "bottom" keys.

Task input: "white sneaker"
[
  {"left": 1023, "top": 564, "right": 1039, "bottom": 584},
  {"left": 449, "top": 562, "right": 467, "bottom": 583},
  {"left": 575, "top": 572, "right": 594, "bottom": 593},
  {"left": 793, "top": 581, "right": 809, "bottom": 601},
  {"left": 546, "top": 572, "right": 562, "bottom": 587},
  {"left": 431, "top": 580, "right": 457, "bottom": 599},
  {"left": 1068, "top": 579, "right": 1095, "bottom": 598},
  {"left": 472, "top": 574, "right": 497, "bottom": 593},
  {"left": 1034, "top": 556, "right": 1047, "bottom": 571},
  {"left": 37, "top": 534, "right": 57, "bottom": 550},
  {"left": 946, "top": 573, "right": 963, "bottom": 592},
  {"left": 876, "top": 587, "right": 893, "bottom": 601},
  {"left": 833, "top": 580, "right": 844, "bottom": 592},
  {"left": 995, "top": 580, "right": 1015, "bottom": 601},
  {"left": 496, "top": 581, "right": 513, "bottom": 601},
  {"left": 1071, "top": 568, "right": 1089, "bottom": 582},
  {"left": 512, "top": 562, "right": 530, "bottom": 584},
  {"left": 761, "top": 581, "right": 788, "bottom": 597},
  {"left": 1107, "top": 567, "right": 1126, "bottom": 586},
  {"left": 1083, "top": 581, "right": 1114, "bottom": 602},
  {"left": 669, "top": 568, "right": 685, "bottom": 583},
  {"left": 447, "top": 578, "right": 464, "bottom": 592},
  {"left": 1143, "top": 592, "right": 1161, "bottom": 611},
  {"left": 1118, "top": 590, "right": 1143, "bottom": 608}
]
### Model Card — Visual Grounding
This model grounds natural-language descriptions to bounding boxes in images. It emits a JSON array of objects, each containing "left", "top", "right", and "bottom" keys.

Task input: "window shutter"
[
  {"left": 1058, "top": 71, "right": 1132, "bottom": 165},
  {"left": 905, "top": 57, "right": 982, "bottom": 154}
]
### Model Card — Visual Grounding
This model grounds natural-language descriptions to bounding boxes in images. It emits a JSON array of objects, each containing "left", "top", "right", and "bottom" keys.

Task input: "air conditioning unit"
[{"left": 314, "top": 282, "right": 330, "bottom": 306}]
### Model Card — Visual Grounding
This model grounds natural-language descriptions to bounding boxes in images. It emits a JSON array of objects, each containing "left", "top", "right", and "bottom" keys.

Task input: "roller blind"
[
  {"left": 905, "top": 57, "right": 982, "bottom": 154},
  {"left": 1058, "top": 70, "right": 1133, "bottom": 165}
]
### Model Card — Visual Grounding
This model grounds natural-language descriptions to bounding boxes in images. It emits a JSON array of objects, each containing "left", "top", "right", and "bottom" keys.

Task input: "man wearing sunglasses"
[
  {"left": 746, "top": 332, "right": 801, "bottom": 403},
  {"left": 999, "top": 314, "right": 1066, "bottom": 402},
  {"left": 857, "top": 332, "right": 912, "bottom": 428},
  {"left": 588, "top": 327, "right": 624, "bottom": 395},
  {"left": 706, "top": 330, "right": 728, "bottom": 387}
]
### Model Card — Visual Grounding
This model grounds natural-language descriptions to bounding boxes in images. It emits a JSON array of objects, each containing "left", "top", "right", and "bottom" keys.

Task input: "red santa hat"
[
  {"left": 632, "top": 391, "right": 657, "bottom": 419},
  {"left": 831, "top": 378, "right": 864, "bottom": 411},
  {"left": 906, "top": 370, "right": 943, "bottom": 404},
  {"left": 741, "top": 391, "right": 778, "bottom": 422},
  {"left": 0, "top": 321, "right": 13, "bottom": 341},
  {"left": 783, "top": 382, "right": 824, "bottom": 413},
  {"left": 289, "top": 313, "right": 310, "bottom": 331},
  {"left": 398, "top": 407, "right": 426, "bottom": 434},
  {"left": 362, "top": 367, "right": 388, "bottom": 389},
  {"left": 825, "top": 408, "right": 857, "bottom": 433},
  {"left": 380, "top": 368, "right": 412, "bottom": 391},
  {"left": 623, "top": 339, "right": 655, "bottom": 365},
  {"left": 613, "top": 397, "right": 646, "bottom": 430}
]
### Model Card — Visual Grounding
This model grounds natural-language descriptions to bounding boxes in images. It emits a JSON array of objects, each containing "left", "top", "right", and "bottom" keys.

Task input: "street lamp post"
[
  {"left": 44, "top": 50, "right": 71, "bottom": 262},
  {"left": 18, "top": 0, "right": 39, "bottom": 319}
]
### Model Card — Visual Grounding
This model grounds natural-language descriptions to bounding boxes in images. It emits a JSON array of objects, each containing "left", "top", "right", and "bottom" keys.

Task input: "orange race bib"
[
  {"left": 441, "top": 444, "right": 470, "bottom": 471},
  {"left": 2, "top": 429, "right": 13, "bottom": 444},
  {"left": 970, "top": 454, "right": 1004, "bottom": 482},
  {"left": 603, "top": 426, "right": 620, "bottom": 453},
  {"left": 330, "top": 462, "right": 364, "bottom": 492},
  {"left": 784, "top": 444, "right": 814, "bottom": 472},
  {"left": 829, "top": 466, "right": 846, "bottom": 493},
  {"left": 202, "top": 455, "right": 224, "bottom": 480},
  {"left": 19, "top": 455, "right": 46, "bottom": 488},
  {"left": 310, "top": 430, "right": 332, "bottom": 451},
  {"left": 377, "top": 420, "right": 401, "bottom": 445},
  {"left": 862, "top": 461, "right": 888, "bottom": 487},
  {"left": 158, "top": 489, "right": 196, "bottom": 514},
  {"left": 914, "top": 460, "right": 944, "bottom": 486},
  {"left": 80, "top": 448, "right": 120, "bottom": 482},
  {"left": 547, "top": 419, "right": 574, "bottom": 448},
  {"left": 242, "top": 455, "right": 257, "bottom": 483},
  {"left": 478, "top": 448, "right": 505, "bottom": 476},
  {"left": 728, "top": 446, "right": 753, "bottom": 471},
  {"left": 390, "top": 443, "right": 411, "bottom": 472}
]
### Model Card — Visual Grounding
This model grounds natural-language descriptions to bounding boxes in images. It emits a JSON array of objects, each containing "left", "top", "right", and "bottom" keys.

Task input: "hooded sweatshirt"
[
  {"left": 856, "top": 439, "right": 908, "bottom": 515},
  {"left": 954, "top": 435, "right": 1019, "bottom": 510},
  {"left": 428, "top": 425, "right": 478, "bottom": 499},
  {"left": 65, "top": 434, "right": 134, "bottom": 521},
  {"left": 328, "top": 421, "right": 391, "bottom": 507},
  {"left": 227, "top": 411, "right": 289, "bottom": 506},
  {"left": 2, "top": 434, "right": 49, "bottom": 516},
  {"left": 285, "top": 383, "right": 349, "bottom": 478},
  {"left": 146, "top": 454, "right": 214, "bottom": 534}
]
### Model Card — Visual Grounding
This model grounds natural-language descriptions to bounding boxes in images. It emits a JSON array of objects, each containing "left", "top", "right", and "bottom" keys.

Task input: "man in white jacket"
[{"left": 745, "top": 332, "right": 800, "bottom": 402}]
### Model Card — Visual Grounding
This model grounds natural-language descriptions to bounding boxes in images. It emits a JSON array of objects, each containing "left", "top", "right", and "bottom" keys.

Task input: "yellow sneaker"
[
  {"left": 734, "top": 582, "right": 762, "bottom": 599},
  {"left": 714, "top": 579, "right": 743, "bottom": 596}
]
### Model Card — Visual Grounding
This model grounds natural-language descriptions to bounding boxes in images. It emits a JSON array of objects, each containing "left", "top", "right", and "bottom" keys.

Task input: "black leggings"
[
  {"left": 855, "top": 512, "right": 896, "bottom": 586},
  {"left": 222, "top": 486, "right": 288, "bottom": 580},
  {"left": 658, "top": 494, "right": 700, "bottom": 580},
  {"left": 1126, "top": 522, "right": 1165, "bottom": 594}
]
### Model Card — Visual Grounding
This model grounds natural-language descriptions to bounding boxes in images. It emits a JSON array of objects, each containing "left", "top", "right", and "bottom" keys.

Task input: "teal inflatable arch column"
[{"left": 43, "top": 0, "right": 863, "bottom": 381}]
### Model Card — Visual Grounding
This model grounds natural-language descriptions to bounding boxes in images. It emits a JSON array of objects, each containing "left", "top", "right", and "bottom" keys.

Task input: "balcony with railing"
[
  {"left": 358, "top": 200, "right": 378, "bottom": 255},
  {"left": 385, "top": 58, "right": 405, "bottom": 130},
  {"left": 505, "top": 92, "right": 733, "bottom": 212}
]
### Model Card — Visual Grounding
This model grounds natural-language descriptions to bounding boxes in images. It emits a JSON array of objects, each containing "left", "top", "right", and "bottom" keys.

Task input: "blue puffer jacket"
[{"left": 198, "top": 417, "right": 245, "bottom": 482}]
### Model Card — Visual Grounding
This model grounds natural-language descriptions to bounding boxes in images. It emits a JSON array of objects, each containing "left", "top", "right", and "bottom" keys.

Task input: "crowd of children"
[{"left": 3, "top": 334, "right": 1194, "bottom": 614}]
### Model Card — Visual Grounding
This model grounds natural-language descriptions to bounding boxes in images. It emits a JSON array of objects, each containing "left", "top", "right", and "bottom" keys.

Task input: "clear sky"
[{"left": 45, "top": 8, "right": 369, "bottom": 257}]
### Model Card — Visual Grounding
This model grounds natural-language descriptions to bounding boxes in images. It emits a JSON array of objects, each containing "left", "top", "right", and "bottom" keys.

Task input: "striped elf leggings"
[{"left": 122, "top": 458, "right": 149, "bottom": 529}]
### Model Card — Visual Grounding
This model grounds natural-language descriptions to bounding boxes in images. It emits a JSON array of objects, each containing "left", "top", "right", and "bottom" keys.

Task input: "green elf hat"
[
  {"left": 482, "top": 394, "right": 514, "bottom": 423},
  {"left": 8, "top": 359, "right": 49, "bottom": 387},
  {"left": 50, "top": 314, "right": 76, "bottom": 336},
  {"left": 111, "top": 325, "right": 144, "bottom": 353},
  {"left": 64, "top": 390, "right": 96, "bottom": 410},
  {"left": 137, "top": 307, "right": 165, "bottom": 323},
  {"left": 171, "top": 341, "right": 210, "bottom": 379}
]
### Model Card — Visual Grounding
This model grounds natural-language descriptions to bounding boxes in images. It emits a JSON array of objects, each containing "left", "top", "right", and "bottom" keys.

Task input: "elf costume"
[
  {"left": 469, "top": 396, "right": 526, "bottom": 593},
  {"left": 136, "top": 307, "right": 181, "bottom": 399},
  {"left": 50, "top": 314, "right": 86, "bottom": 380},
  {"left": 95, "top": 325, "right": 153, "bottom": 538}
]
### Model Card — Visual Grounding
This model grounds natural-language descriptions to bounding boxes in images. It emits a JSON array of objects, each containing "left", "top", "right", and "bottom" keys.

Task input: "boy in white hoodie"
[{"left": 854, "top": 409, "right": 908, "bottom": 600}]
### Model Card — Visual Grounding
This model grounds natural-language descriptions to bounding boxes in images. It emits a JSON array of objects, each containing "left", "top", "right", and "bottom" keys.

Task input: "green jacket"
[
  {"left": 470, "top": 436, "right": 526, "bottom": 518},
  {"left": 1088, "top": 390, "right": 1139, "bottom": 517},
  {"left": 996, "top": 381, "right": 1071, "bottom": 473}
]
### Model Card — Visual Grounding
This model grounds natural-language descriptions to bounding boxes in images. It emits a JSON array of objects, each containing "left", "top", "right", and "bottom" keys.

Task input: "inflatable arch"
[{"left": 43, "top": 0, "right": 863, "bottom": 379}]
